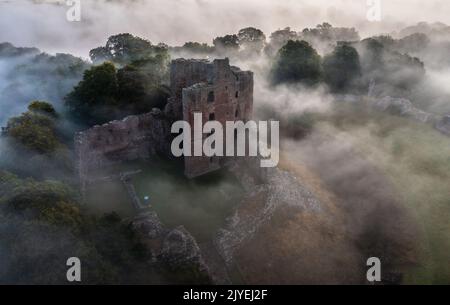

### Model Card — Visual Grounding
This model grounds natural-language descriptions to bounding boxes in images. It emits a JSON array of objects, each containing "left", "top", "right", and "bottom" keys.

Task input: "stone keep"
[
  {"left": 75, "top": 58, "right": 254, "bottom": 183},
  {"left": 176, "top": 58, "right": 254, "bottom": 177}
]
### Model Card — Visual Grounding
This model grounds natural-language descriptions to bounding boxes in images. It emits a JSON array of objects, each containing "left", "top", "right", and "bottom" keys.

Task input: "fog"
[
  {"left": 0, "top": 0, "right": 449, "bottom": 284},
  {"left": 1, "top": 0, "right": 449, "bottom": 57}
]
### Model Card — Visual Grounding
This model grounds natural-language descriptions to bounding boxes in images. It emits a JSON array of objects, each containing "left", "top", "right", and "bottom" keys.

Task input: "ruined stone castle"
[{"left": 75, "top": 58, "right": 254, "bottom": 186}]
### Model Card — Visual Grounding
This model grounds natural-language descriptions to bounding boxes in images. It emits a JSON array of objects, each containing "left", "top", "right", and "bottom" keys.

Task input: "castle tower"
[{"left": 175, "top": 58, "right": 254, "bottom": 178}]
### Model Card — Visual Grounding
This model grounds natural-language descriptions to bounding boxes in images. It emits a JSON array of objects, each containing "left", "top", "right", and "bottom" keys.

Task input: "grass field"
[{"left": 318, "top": 107, "right": 450, "bottom": 284}]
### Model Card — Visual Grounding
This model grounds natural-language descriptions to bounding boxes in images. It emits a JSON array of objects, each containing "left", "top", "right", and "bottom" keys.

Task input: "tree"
[
  {"left": 5, "top": 102, "right": 61, "bottom": 154},
  {"left": 65, "top": 62, "right": 119, "bottom": 124},
  {"left": 301, "top": 23, "right": 360, "bottom": 47},
  {"left": 89, "top": 33, "right": 169, "bottom": 65},
  {"left": 271, "top": 40, "right": 322, "bottom": 85},
  {"left": 265, "top": 27, "right": 299, "bottom": 56},
  {"left": 0, "top": 173, "right": 80, "bottom": 226},
  {"left": 117, "top": 60, "right": 170, "bottom": 113},
  {"left": 237, "top": 27, "right": 266, "bottom": 55},
  {"left": 181, "top": 42, "right": 214, "bottom": 55},
  {"left": 357, "top": 38, "right": 425, "bottom": 94},
  {"left": 323, "top": 44, "right": 361, "bottom": 92},
  {"left": 66, "top": 57, "right": 171, "bottom": 125},
  {"left": 28, "top": 101, "right": 57, "bottom": 118},
  {"left": 213, "top": 35, "right": 240, "bottom": 52},
  {"left": 359, "top": 38, "right": 384, "bottom": 71}
]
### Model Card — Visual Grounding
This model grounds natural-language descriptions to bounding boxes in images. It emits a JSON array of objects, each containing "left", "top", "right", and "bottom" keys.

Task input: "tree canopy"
[
  {"left": 89, "top": 33, "right": 169, "bottom": 66},
  {"left": 213, "top": 34, "right": 240, "bottom": 51},
  {"left": 65, "top": 62, "right": 119, "bottom": 124},
  {"left": 5, "top": 101, "right": 61, "bottom": 154},
  {"left": 271, "top": 40, "right": 322, "bottom": 86},
  {"left": 238, "top": 27, "right": 266, "bottom": 55},
  {"left": 65, "top": 60, "right": 170, "bottom": 126},
  {"left": 28, "top": 100, "right": 58, "bottom": 118},
  {"left": 323, "top": 44, "right": 361, "bottom": 92}
]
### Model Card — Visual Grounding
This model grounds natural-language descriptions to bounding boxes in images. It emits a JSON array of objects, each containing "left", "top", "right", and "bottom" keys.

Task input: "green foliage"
[
  {"left": 271, "top": 40, "right": 322, "bottom": 86},
  {"left": 117, "top": 64, "right": 170, "bottom": 113},
  {"left": 213, "top": 34, "right": 240, "bottom": 50},
  {"left": 0, "top": 171, "right": 177, "bottom": 284},
  {"left": 89, "top": 33, "right": 169, "bottom": 65},
  {"left": 237, "top": 27, "right": 266, "bottom": 55},
  {"left": 181, "top": 42, "right": 215, "bottom": 54},
  {"left": 0, "top": 173, "right": 81, "bottom": 228},
  {"left": 28, "top": 100, "right": 57, "bottom": 117},
  {"left": 6, "top": 108, "right": 60, "bottom": 154},
  {"left": 65, "top": 62, "right": 120, "bottom": 124},
  {"left": 65, "top": 58, "right": 170, "bottom": 125},
  {"left": 68, "top": 62, "right": 119, "bottom": 106},
  {"left": 323, "top": 44, "right": 361, "bottom": 92},
  {"left": 1, "top": 101, "right": 74, "bottom": 180},
  {"left": 68, "top": 34, "right": 172, "bottom": 125}
]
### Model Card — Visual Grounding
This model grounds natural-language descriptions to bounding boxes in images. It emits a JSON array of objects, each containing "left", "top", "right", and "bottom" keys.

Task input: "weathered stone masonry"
[
  {"left": 179, "top": 59, "right": 253, "bottom": 177},
  {"left": 75, "top": 58, "right": 254, "bottom": 185}
]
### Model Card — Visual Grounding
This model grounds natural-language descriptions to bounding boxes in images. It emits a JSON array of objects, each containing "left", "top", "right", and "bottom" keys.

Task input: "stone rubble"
[
  {"left": 131, "top": 211, "right": 211, "bottom": 277},
  {"left": 215, "top": 167, "right": 323, "bottom": 266}
]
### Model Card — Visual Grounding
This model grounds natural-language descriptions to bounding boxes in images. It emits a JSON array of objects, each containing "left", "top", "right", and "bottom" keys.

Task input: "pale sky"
[{"left": 0, "top": 0, "right": 449, "bottom": 57}]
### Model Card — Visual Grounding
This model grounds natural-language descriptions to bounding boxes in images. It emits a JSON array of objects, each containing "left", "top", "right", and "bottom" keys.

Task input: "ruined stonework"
[
  {"left": 75, "top": 58, "right": 254, "bottom": 183},
  {"left": 178, "top": 58, "right": 254, "bottom": 177},
  {"left": 131, "top": 211, "right": 211, "bottom": 282},
  {"left": 75, "top": 109, "right": 171, "bottom": 188}
]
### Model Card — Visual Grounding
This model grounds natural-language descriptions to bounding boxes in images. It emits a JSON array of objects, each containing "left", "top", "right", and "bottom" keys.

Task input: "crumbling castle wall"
[
  {"left": 181, "top": 58, "right": 254, "bottom": 177},
  {"left": 75, "top": 58, "right": 254, "bottom": 183},
  {"left": 75, "top": 109, "right": 171, "bottom": 184}
]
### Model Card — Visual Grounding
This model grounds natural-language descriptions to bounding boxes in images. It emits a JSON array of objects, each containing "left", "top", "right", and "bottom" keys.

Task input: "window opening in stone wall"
[{"left": 208, "top": 91, "right": 215, "bottom": 102}]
